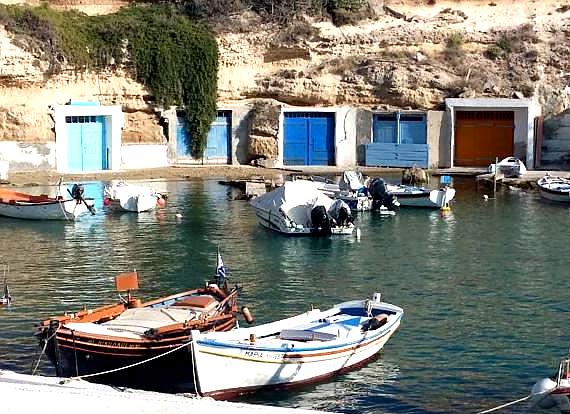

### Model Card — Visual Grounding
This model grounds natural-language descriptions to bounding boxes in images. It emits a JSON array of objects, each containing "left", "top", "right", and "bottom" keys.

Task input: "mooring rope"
[
  {"left": 474, "top": 394, "right": 533, "bottom": 414},
  {"left": 62, "top": 338, "right": 193, "bottom": 382},
  {"left": 31, "top": 321, "right": 60, "bottom": 376},
  {"left": 474, "top": 386, "right": 557, "bottom": 414}
]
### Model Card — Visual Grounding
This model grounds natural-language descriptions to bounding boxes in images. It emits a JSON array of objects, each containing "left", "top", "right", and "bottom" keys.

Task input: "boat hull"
[
  {"left": 106, "top": 194, "right": 157, "bottom": 213},
  {"left": 538, "top": 189, "right": 570, "bottom": 203},
  {"left": 0, "top": 198, "right": 93, "bottom": 220},
  {"left": 251, "top": 204, "right": 354, "bottom": 236},
  {"left": 389, "top": 187, "right": 455, "bottom": 208},
  {"left": 191, "top": 303, "right": 402, "bottom": 399}
]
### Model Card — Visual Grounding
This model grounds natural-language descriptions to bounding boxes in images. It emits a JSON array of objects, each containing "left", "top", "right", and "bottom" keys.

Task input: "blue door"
[
  {"left": 283, "top": 112, "right": 335, "bottom": 166},
  {"left": 366, "top": 112, "right": 428, "bottom": 168},
  {"left": 176, "top": 111, "right": 231, "bottom": 162},
  {"left": 66, "top": 115, "right": 107, "bottom": 171}
]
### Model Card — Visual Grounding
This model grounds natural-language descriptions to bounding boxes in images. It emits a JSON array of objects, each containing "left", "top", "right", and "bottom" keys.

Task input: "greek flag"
[{"left": 217, "top": 251, "right": 228, "bottom": 283}]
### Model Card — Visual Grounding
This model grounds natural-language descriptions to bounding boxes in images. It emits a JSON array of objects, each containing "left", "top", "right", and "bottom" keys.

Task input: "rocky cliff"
[{"left": 0, "top": 0, "right": 569, "bottom": 144}]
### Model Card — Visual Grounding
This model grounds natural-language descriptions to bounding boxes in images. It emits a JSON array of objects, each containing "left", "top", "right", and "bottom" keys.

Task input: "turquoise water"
[{"left": 1, "top": 177, "right": 569, "bottom": 414}]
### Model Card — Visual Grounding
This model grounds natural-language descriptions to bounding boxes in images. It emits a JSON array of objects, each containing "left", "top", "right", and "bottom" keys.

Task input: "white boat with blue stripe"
[{"left": 190, "top": 293, "right": 403, "bottom": 399}]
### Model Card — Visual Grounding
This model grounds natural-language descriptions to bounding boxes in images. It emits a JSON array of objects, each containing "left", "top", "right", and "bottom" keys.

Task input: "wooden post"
[{"left": 493, "top": 156, "right": 498, "bottom": 197}]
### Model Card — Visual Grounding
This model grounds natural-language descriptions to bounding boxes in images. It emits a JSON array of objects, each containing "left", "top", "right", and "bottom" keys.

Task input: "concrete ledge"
[{"left": 0, "top": 370, "right": 331, "bottom": 414}]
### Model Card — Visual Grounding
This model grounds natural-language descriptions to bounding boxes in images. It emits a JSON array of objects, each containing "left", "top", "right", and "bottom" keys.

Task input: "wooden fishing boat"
[
  {"left": 36, "top": 262, "right": 242, "bottom": 388},
  {"left": 190, "top": 293, "right": 403, "bottom": 399},
  {"left": 103, "top": 181, "right": 167, "bottom": 213},
  {"left": 0, "top": 184, "right": 95, "bottom": 220},
  {"left": 537, "top": 175, "right": 570, "bottom": 203}
]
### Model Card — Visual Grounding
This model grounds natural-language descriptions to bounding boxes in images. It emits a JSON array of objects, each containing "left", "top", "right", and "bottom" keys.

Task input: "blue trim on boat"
[{"left": 196, "top": 314, "right": 402, "bottom": 353}]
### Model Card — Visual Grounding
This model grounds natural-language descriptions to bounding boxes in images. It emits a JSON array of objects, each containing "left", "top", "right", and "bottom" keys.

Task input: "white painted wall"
[
  {"left": 53, "top": 104, "right": 123, "bottom": 173},
  {"left": 120, "top": 144, "right": 169, "bottom": 169},
  {"left": 334, "top": 107, "right": 357, "bottom": 168},
  {"left": 0, "top": 141, "right": 56, "bottom": 170}
]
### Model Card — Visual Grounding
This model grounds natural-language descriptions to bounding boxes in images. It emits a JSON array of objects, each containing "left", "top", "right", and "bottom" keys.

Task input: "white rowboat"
[
  {"left": 537, "top": 175, "right": 570, "bottom": 203},
  {"left": 190, "top": 293, "right": 403, "bottom": 399}
]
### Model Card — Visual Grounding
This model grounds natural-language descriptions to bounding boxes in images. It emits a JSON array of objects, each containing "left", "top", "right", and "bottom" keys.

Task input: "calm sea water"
[{"left": 1, "top": 176, "right": 569, "bottom": 414}]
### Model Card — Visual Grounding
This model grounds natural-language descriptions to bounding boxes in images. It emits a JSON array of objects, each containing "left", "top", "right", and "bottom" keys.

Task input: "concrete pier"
[{"left": 0, "top": 370, "right": 332, "bottom": 414}]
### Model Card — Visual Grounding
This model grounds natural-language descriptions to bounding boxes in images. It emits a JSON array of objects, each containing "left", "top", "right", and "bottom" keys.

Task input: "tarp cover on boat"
[
  {"left": 251, "top": 181, "right": 334, "bottom": 227},
  {"left": 339, "top": 171, "right": 366, "bottom": 192}
]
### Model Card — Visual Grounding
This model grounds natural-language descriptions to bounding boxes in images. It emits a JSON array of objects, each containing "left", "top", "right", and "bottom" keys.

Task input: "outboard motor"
[
  {"left": 368, "top": 178, "right": 398, "bottom": 211},
  {"left": 329, "top": 199, "right": 354, "bottom": 227},
  {"left": 71, "top": 184, "right": 85, "bottom": 202},
  {"left": 310, "top": 205, "right": 331, "bottom": 235}
]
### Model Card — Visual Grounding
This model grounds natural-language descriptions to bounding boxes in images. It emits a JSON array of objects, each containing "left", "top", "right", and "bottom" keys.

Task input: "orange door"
[{"left": 454, "top": 111, "right": 514, "bottom": 166}]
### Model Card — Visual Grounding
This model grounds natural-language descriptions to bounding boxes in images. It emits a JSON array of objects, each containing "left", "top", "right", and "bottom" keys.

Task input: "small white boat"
[
  {"left": 249, "top": 181, "right": 355, "bottom": 236},
  {"left": 0, "top": 184, "right": 94, "bottom": 220},
  {"left": 488, "top": 157, "right": 527, "bottom": 178},
  {"left": 302, "top": 172, "right": 399, "bottom": 212},
  {"left": 531, "top": 357, "right": 570, "bottom": 413},
  {"left": 104, "top": 181, "right": 166, "bottom": 213},
  {"left": 385, "top": 184, "right": 455, "bottom": 208},
  {"left": 190, "top": 293, "right": 403, "bottom": 399},
  {"left": 537, "top": 175, "right": 570, "bottom": 203}
]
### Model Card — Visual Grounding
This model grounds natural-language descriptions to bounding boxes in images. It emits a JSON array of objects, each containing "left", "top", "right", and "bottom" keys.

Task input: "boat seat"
[
  {"left": 172, "top": 295, "right": 218, "bottom": 312},
  {"left": 280, "top": 329, "right": 337, "bottom": 342}
]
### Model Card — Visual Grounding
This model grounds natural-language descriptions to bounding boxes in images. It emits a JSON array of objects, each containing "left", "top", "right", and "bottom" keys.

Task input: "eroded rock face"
[
  {"left": 248, "top": 100, "right": 281, "bottom": 161},
  {"left": 0, "top": 25, "right": 161, "bottom": 144},
  {"left": 122, "top": 111, "right": 165, "bottom": 144},
  {"left": 1, "top": 0, "right": 570, "bottom": 147}
]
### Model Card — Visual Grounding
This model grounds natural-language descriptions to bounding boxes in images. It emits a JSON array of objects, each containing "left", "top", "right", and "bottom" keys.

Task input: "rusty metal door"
[{"left": 454, "top": 111, "right": 514, "bottom": 167}]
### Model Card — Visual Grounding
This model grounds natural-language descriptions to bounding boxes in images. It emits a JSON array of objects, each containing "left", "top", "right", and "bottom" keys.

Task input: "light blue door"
[
  {"left": 367, "top": 112, "right": 428, "bottom": 168},
  {"left": 177, "top": 111, "right": 231, "bottom": 162},
  {"left": 284, "top": 112, "right": 335, "bottom": 166},
  {"left": 66, "top": 116, "right": 107, "bottom": 171}
]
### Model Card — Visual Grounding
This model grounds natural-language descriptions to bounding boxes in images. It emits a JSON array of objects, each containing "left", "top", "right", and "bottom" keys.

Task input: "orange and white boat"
[
  {"left": 0, "top": 184, "right": 94, "bottom": 220},
  {"left": 36, "top": 263, "right": 242, "bottom": 389}
]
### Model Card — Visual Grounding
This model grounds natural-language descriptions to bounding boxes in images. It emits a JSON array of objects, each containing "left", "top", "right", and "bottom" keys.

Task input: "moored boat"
[
  {"left": 537, "top": 175, "right": 570, "bottom": 203},
  {"left": 36, "top": 255, "right": 241, "bottom": 389},
  {"left": 249, "top": 180, "right": 355, "bottom": 236},
  {"left": 190, "top": 293, "right": 403, "bottom": 399},
  {"left": 103, "top": 181, "right": 166, "bottom": 213},
  {"left": 385, "top": 184, "right": 455, "bottom": 208},
  {"left": 531, "top": 356, "right": 570, "bottom": 413},
  {"left": 488, "top": 157, "right": 527, "bottom": 178},
  {"left": 1, "top": 268, "right": 11, "bottom": 306},
  {"left": 0, "top": 184, "right": 95, "bottom": 220},
  {"left": 298, "top": 172, "right": 399, "bottom": 213}
]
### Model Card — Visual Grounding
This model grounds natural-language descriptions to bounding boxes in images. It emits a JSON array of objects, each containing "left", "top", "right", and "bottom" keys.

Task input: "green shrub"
[
  {"left": 446, "top": 32, "right": 463, "bottom": 49},
  {"left": 329, "top": 0, "right": 367, "bottom": 11},
  {"left": 444, "top": 32, "right": 464, "bottom": 61},
  {"left": 485, "top": 44, "right": 504, "bottom": 60},
  {"left": 0, "top": 4, "right": 218, "bottom": 158}
]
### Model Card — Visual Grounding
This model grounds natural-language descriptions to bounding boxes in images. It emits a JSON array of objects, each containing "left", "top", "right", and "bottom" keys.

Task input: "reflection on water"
[{"left": 1, "top": 178, "right": 570, "bottom": 413}]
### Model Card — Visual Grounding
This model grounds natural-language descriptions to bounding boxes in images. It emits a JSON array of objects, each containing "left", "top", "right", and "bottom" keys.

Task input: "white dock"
[{"left": 0, "top": 370, "right": 332, "bottom": 414}]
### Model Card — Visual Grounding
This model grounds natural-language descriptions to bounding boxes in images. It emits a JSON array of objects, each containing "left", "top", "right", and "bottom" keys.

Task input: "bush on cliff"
[{"left": 0, "top": 4, "right": 218, "bottom": 158}]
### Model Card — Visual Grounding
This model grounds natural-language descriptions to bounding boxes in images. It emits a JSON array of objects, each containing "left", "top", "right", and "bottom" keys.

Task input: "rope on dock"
[{"left": 474, "top": 395, "right": 532, "bottom": 414}]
